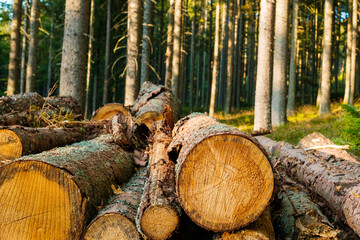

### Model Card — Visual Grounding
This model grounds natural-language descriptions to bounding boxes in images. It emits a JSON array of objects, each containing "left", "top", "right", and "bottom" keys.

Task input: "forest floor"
[{"left": 211, "top": 102, "right": 360, "bottom": 157}]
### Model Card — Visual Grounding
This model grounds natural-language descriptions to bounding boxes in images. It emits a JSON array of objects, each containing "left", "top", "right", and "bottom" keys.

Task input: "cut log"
[
  {"left": 168, "top": 113, "right": 274, "bottom": 232},
  {"left": 256, "top": 136, "right": 360, "bottom": 235},
  {"left": 92, "top": 103, "right": 131, "bottom": 121},
  {"left": 299, "top": 132, "right": 358, "bottom": 162},
  {"left": 214, "top": 208, "right": 275, "bottom": 240},
  {"left": 45, "top": 95, "right": 83, "bottom": 118},
  {"left": 0, "top": 134, "right": 134, "bottom": 239},
  {"left": 0, "top": 92, "right": 44, "bottom": 114},
  {"left": 137, "top": 123, "right": 180, "bottom": 240},
  {"left": 84, "top": 170, "right": 147, "bottom": 240},
  {"left": 0, "top": 126, "right": 84, "bottom": 160},
  {"left": 0, "top": 111, "right": 30, "bottom": 126}
]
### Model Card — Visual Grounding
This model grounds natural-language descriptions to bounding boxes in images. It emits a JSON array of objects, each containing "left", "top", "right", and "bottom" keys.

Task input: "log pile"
[{"left": 1, "top": 85, "right": 360, "bottom": 239}]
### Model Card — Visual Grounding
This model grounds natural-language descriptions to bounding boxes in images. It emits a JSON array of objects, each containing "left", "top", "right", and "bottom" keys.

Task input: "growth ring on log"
[
  {"left": 0, "top": 129, "right": 22, "bottom": 160},
  {"left": 0, "top": 160, "right": 84, "bottom": 239},
  {"left": 92, "top": 103, "right": 130, "bottom": 121}
]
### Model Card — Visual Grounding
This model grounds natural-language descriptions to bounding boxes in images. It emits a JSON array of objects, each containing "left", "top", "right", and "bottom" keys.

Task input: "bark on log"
[
  {"left": 0, "top": 92, "right": 44, "bottom": 114},
  {"left": 299, "top": 132, "right": 358, "bottom": 163},
  {"left": 168, "top": 113, "right": 274, "bottom": 232},
  {"left": 137, "top": 123, "right": 180, "bottom": 240},
  {"left": 214, "top": 208, "right": 275, "bottom": 240},
  {"left": 0, "top": 111, "right": 30, "bottom": 126},
  {"left": 84, "top": 170, "right": 147, "bottom": 240},
  {"left": 0, "top": 134, "right": 134, "bottom": 239},
  {"left": 0, "top": 126, "right": 84, "bottom": 160},
  {"left": 256, "top": 136, "right": 360, "bottom": 235},
  {"left": 45, "top": 95, "right": 83, "bottom": 119},
  {"left": 92, "top": 103, "right": 131, "bottom": 121}
]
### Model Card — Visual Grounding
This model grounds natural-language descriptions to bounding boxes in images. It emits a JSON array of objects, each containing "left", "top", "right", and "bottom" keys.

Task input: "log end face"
[
  {"left": 141, "top": 205, "right": 179, "bottom": 240},
  {"left": 0, "top": 160, "right": 85, "bottom": 239},
  {"left": 135, "top": 112, "right": 164, "bottom": 130},
  {"left": 84, "top": 214, "right": 140, "bottom": 240},
  {"left": 178, "top": 135, "right": 274, "bottom": 231},
  {"left": 0, "top": 129, "right": 22, "bottom": 160},
  {"left": 93, "top": 103, "right": 130, "bottom": 121}
]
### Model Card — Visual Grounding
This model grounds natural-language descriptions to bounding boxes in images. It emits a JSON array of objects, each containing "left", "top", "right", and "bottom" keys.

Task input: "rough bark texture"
[
  {"left": 271, "top": 0, "right": 289, "bottom": 126},
  {"left": 319, "top": 0, "right": 333, "bottom": 115},
  {"left": 0, "top": 134, "right": 134, "bottom": 239},
  {"left": 299, "top": 132, "right": 358, "bottom": 163},
  {"left": 164, "top": 0, "right": 175, "bottom": 87},
  {"left": 0, "top": 126, "right": 85, "bottom": 160},
  {"left": 140, "top": 0, "right": 154, "bottom": 85},
  {"left": 344, "top": 0, "right": 352, "bottom": 104},
  {"left": 137, "top": 124, "right": 180, "bottom": 240},
  {"left": 7, "top": 0, "right": 22, "bottom": 96},
  {"left": 45, "top": 96, "right": 83, "bottom": 118},
  {"left": 256, "top": 136, "right": 360, "bottom": 235},
  {"left": 84, "top": 170, "right": 147, "bottom": 240},
  {"left": 349, "top": 0, "right": 358, "bottom": 105},
  {"left": 0, "top": 92, "right": 44, "bottom": 114},
  {"left": 254, "top": 0, "right": 275, "bottom": 131},
  {"left": 0, "top": 112, "right": 30, "bottom": 126},
  {"left": 168, "top": 113, "right": 274, "bottom": 232},
  {"left": 60, "top": 0, "right": 90, "bottom": 109},
  {"left": 171, "top": 0, "right": 182, "bottom": 97},
  {"left": 92, "top": 103, "right": 131, "bottom": 121}
]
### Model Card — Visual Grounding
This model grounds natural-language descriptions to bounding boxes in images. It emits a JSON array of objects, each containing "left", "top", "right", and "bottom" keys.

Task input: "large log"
[
  {"left": 84, "top": 170, "right": 147, "bottom": 240},
  {"left": 0, "top": 111, "right": 30, "bottom": 126},
  {"left": 0, "top": 134, "right": 134, "bottom": 239},
  {"left": 92, "top": 103, "right": 131, "bottom": 121},
  {"left": 0, "top": 92, "right": 44, "bottom": 114},
  {"left": 256, "top": 136, "right": 360, "bottom": 235},
  {"left": 45, "top": 96, "right": 83, "bottom": 119},
  {"left": 168, "top": 113, "right": 274, "bottom": 232},
  {"left": 0, "top": 126, "right": 85, "bottom": 160},
  {"left": 137, "top": 123, "right": 180, "bottom": 240}
]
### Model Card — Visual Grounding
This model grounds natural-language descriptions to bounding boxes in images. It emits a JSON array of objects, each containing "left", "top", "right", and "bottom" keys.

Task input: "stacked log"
[
  {"left": 0, "top": 134, "right": 134, "bottom": 239},
  {"left": 92, "top": 103, "right": 131, "bottom": 121},
  {"left": 168, "top": 113, "right": 274, "bottom": 232}
]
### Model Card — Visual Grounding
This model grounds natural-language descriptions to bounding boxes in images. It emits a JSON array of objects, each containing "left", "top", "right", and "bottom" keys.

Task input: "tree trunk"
[
  {"left": 254, "top": 0, "right": 275, "bottom": 132},
  {"left": 171, "top": 0, "right": 183, "bottom": 98},
  {"left": 319, "top": 0, "right": 333, "bottom": 115},
  {"left": 7, "top": 0, "right": 22, "bottom": 96},
  {"left": 218, "top": 2, "right": 228, "bottom": 108},
  {"left": 349, "top": 0, "right": 357, "bottom": 106},
  {"left": 46, "top": 6, "right": 54, "bottom": 95},
  {"left": 85, "top": 0, "right": 95, "bottom": 118},
  {"left": 0, "top": 134, "right": 134, "bottom": 239},
  {"left": 164, "top": 0, "right": 175, "bottom": 87},
  {"left": 168, "top": 113, "right": 274, "bottom": 231},
  {"left": 92, "top": 103, "right": 131, "bottom": 121},
  {"left": 157, "top": 0, "right": 165, "bottom": 82},
  {"left": 201, "top": 1, "right": 208, "bottom": 108},
  {"left": 189, "top": 12, "right": 196, "bottom": 113},
  {"left": 92, "top": 73, "right": 98, "bottom": 113},
  {"left": 140, "top": 0, "right": 154, "bottom": 85},
  {"left": 103, "top": 0, "right": 112, "bottom": 105},
  {"left": 256, "top": 136, "right": 360, "bottom": 235},
  {"left": 60, "top": 0, "right": 90, "bottom": 109},
  {"left": 344, "top": 0, "right": 353, "bottom": 104},
  {"left": 271, "top": 0, "right": 289, "bottom": 127},
  {"left": 25, "top": 0, "right": 40, "bottom": 93},
  {"left": 20, "top": 0, "right": 29, "bottom": 94},
  {"left": 206, "top": 0, "right": 214, "bottom": 109},
  {"left": 83, "top": 170, "right": 146, "bottom": 240},
  {"left": 0, "top": 92, "right": 44, "bottom": 114},
  {"left": 209, "top": 0, "right": 221, "bottom": 116},
  {"left": 287, "top": 0, "right": 299, "bottom": 115}
]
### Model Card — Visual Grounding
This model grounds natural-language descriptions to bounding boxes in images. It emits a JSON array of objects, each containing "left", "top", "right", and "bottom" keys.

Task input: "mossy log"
[
  {"left": 214, "top": 208, "right": 275, "bottom": 240},
  {"left": 0, "top": 126, "right": 85, "bottom": 160},
  {"left": 92, "top": 103, "right": 131, "bottom": 121},
  {"left": 168, "top": 113, "right": 274, "bottom": 232},
  {"left": 299, "top": 132, "right": 358, "bottom": 162},
  {"left": 137, "top": 124, "right": 180, "bottom": 240},
  {"left": 84, "top": 170, "right": 147, "bottom": 240},
  {"left": 0, "top": 92, "right": 44, "bottom": 114},
  {"left": 0, "top": 134, "right": 134, "bottom": 240},
  {"left": 45, "top": 96, "right": 83, "bottom": 119},
  {"left": 256, "top": 136, "right": 360, "bottom": 235}
]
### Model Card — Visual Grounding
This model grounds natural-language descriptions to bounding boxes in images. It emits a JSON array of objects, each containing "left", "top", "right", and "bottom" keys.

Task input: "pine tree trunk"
[
  {"left": 103, "top": 0, "right": 112, "bottom": 105},
  {"left": 164, "top": 0, "right": 175, "bottom": 87},
  {"left": 319, "top": 0, "right": 333, "bottom": 115},
  {"left": 218, "top": 2, "right": 228, "bottom": 108},
  {"left": 46, "top": 7, "right": 54, "bottom": 95},
  {"left": 206, "top": 0, "right": 214, "bottom": 109},
  {"left": 157, "top": 0, "right": 165, "bottom": 82},
  {"left": 60, "top": 0, "right": 90, "bottom": 109},
  {"left": 140, "top": 0, "right": 154, "bottom": 85},
  {"left": 85, "top": 0, "right": 95, "bottom": 118},
  {"left": 92, "top": 73, "right": 98, "bottom": 113},
  {"left": 0, "top": 135, "right": 134, "bottom": 239},
  {"left": 201, "top": 1, "right": 208, "bottom": 107},
  {"left": 7, "top": 0, "right": 22, "bottom": 96},
  {"left": 349, "top": 0, "right": 357, "bottom": 106},
  {"left": 209, "top": 0, "right": 221, "bottom": 116},
  {"left": 189, "top": 12, "right": 196, "bottom": 113},
  {"left": 254, "top": 0, "right": 275, "bottom": 132},
  {"left": 171, "top": 0, "right": 182, "bottom": 98},
  {"left": 271, "top": 0, "right": 289, "bottom": 126},
  {"left": 20, "top": 0, "right": 29, "bottom": 94},
  {"left": 344, "top": 0, "right": 352, "bottom": 104},
  {"left": 25, "top": 0, "right": 40, "bottom": 93}
]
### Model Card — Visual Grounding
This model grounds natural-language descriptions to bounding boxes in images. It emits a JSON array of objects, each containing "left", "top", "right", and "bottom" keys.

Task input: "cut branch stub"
[
  {"left": 168, "top": 113, "right": 274, "bottom": 232},
  {"left": 0, "top": 135, "right": 134, "bottom": 239},
  {"left": 92, "top": 103, "right": 131, "bottom": 121}
]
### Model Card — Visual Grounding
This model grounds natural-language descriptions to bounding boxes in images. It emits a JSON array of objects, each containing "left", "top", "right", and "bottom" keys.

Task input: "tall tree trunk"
[
  {"left": 85, "top": 0, "right": 95, "bottom": 118},
  {"left": 209, "top": 0, "right": 221, "bottom": 116},
  {"left": 164, "top": 0, "right": 175, "bottom": 87},
  {"left": 7, "top": 0, "right": 22, "bottom": 96},
  {"left": 224, "top": 0, "right": 235, "bottom": 115},
  {"left": 333, "top": 1, "right": 341, "bottom": 95},
  {"left": 157, "top": 0, "right": 165, "bottom": 82},
  {"left": 349, "top": 0, "right": 358, "bottom": 105},
  {"left": 92, "top": 73, "right": 98, "bottom": 113},
  {"left": 246, "top": 9, "right": 256, "bottom": 105},
  {"left": 46, "top": 6, "right": 54, "bottom": 95},
  {"left": 344, "top": 0, "right": 352, "bottom": 104},
  {"left": 218, "top": 2, "right": 228, "bottom": 108},
  {"left": 254, "top": 0, "right": 275, "bottom": 132},
  {"left": 271, "top": 0, "right": 289, "bottom": 126},
  {"left": 171, "top": 0, "right": 182, "bottom": 97},
  {"left": 140, "top": 0, "right": 154, "bottom": 85},
  {"left": 206, "top": 0, "right": 214, "bottom": 109},
  {"left": 189, "top": 11, "right": 196, "bottom": 113},
  {"left": 25, "top": 0, "right": 40, "bottom": 93},
  {"left": 201, "top": 2, "right": 208, "bottom": 107},
  {"left": 60, "top": 0, "right": 90, "bottom": 109},
  {"left": 103, "top": 0, "right": 112, "bottom": 105},
  {"left": 20, "top": 0, "right": 28, "bottom": 94},
  {"left": 319, "top": 0, "right": 333, "bottom": 116},
  {"left": 125, "top": 0, "right": 142, "bottom": 106}
]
